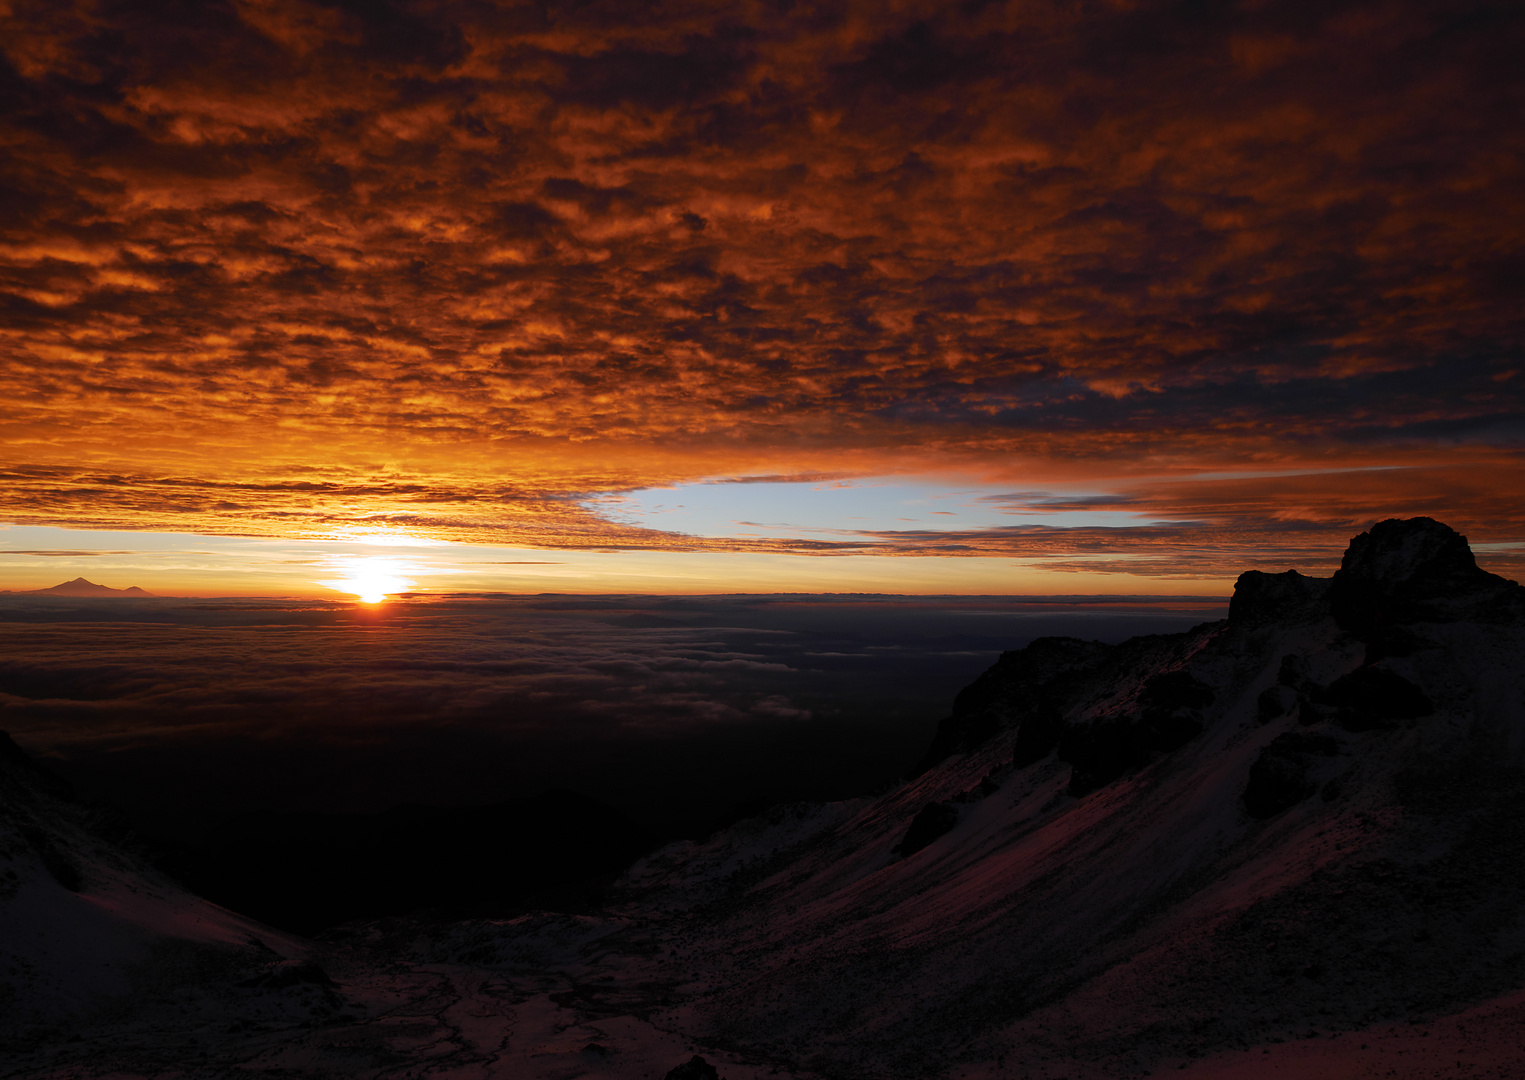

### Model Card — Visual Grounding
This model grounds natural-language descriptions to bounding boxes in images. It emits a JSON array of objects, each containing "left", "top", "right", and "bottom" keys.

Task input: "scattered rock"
[{"left": 1321, "top": 768, "right": 1354, "bottom": 802}]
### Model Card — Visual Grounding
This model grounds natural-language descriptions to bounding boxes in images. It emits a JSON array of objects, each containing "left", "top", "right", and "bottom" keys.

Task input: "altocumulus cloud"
[{"left": 0, "top": 0, "right": 1521, "bottom": 571}]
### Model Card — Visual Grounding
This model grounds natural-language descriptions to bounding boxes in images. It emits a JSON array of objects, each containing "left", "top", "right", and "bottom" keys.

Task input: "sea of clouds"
[{"left": 0, "top": 593, "right": 1224, "bottom": 839}]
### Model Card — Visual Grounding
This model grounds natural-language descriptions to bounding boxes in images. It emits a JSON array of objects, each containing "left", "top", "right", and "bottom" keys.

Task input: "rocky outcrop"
[
  {"left": 665, "top": 1056, "right": 722, "bottom": 1080},
  {"left": 914, "top": 518, "right": 1520, "bottom": 802},
  {"left": 615, "top": 517, "right": 1525, "bottom": 1079},
  {"left": 915, "top": 627, "right": 1226, "bottom": 798},
  {"left": 1228, "top": 567, "right": 1330, "bottom": 626},
  {"left": 1313, "top": 665, "right": 1434, "bottom": 731},
  {"left": 1329, "top": 516, "right": 1525, "bottom": 635},
  {"left": 911, "top": 636, "right": 1113, "bottom": 774},
  {"left": 1060, "top": 667, "right": 1217, "bottom": 796}
]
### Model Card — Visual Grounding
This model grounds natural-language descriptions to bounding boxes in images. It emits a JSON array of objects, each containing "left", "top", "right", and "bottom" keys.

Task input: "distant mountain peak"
[{"left": 25, "top": 578, "right": 154, "bottom": 597}]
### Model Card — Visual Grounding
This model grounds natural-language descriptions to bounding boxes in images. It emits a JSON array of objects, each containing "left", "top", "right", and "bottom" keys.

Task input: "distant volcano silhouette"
[{"left": 25, "top": 577, "right": 153, "bottom": 597}]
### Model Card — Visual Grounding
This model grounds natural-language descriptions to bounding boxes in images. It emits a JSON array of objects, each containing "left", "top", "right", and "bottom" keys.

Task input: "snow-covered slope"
[
  {"left": 0, "top": 732, "right": 306, "bottom": 1048},
  {"left": 610, "top": 517, "right": 1525, "bottom": 1076}
]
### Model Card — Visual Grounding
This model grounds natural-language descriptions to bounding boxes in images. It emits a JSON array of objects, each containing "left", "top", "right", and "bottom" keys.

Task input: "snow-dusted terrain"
[{"left": 4, "top": 517, "right": 1524, "bottom": 1078}]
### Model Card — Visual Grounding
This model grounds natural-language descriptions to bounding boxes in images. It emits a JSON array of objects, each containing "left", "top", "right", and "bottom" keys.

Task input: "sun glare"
[{"left": 318, "top": 557, "right": 415, "bottom": 604}]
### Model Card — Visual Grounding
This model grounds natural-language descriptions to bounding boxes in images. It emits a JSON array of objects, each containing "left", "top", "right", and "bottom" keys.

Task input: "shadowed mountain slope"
[
  {"left": 0, "top": 733, "right": 307, "bottom": 1049},
  {"left": 611, "top": 517, "right": 1525, "bottom": 1076}
]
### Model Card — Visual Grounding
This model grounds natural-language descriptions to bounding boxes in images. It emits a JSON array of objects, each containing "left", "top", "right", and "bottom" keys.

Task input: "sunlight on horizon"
[{"left": 317, "top": 556, "right": 417, "bottom": 604}]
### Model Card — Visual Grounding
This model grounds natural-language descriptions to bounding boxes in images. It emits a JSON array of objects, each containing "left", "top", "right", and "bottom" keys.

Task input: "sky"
[{"left": 2, "top": 0, "right": 1523, "bottom": 596}]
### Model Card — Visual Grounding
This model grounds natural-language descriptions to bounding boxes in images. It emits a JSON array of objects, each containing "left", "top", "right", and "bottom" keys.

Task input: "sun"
[{"left": 318, "top": 557, "right": 415, "bottom": 604}]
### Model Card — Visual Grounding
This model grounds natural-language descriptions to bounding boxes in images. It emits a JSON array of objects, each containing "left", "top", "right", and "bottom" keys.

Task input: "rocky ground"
[{"left": 4, "top": 517, "right": 1524, "bottom": 1079}]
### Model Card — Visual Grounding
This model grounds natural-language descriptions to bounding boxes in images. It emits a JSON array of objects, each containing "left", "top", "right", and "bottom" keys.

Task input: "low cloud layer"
[{"left": 0, "top": 592, "right": 1221, "bottom": 835}]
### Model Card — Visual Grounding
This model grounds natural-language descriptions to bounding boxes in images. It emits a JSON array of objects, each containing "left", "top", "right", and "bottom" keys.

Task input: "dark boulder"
[
  {"left": 1315, "top": 667, "right": 1433, "bottom": 732},
  {"left": 1297, "top": 699, "right": 1325, "bottom": 726},
  {"left": 666, "top": 1056, "right": 721, "bottom": 1080},
  {"left": 894, "top": 802, "right": 960, "bottom": 857},
  {"left": 1244, "top": 732, "right": 1340, "bottom": 818},
  {"left": 237, "top": 959, "right": 336, "bottom": 990},
  {"left": 1138, "top": 670, "right": 1214, "bottom": 750},
  {"left": 1277, "top": 653, "right": 1316, "bottom": 693}
]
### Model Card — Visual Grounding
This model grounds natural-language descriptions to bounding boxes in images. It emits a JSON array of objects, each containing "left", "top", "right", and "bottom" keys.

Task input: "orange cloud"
[{"left": 0, "top": 0, "right": 1520, "bottom": 576}]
